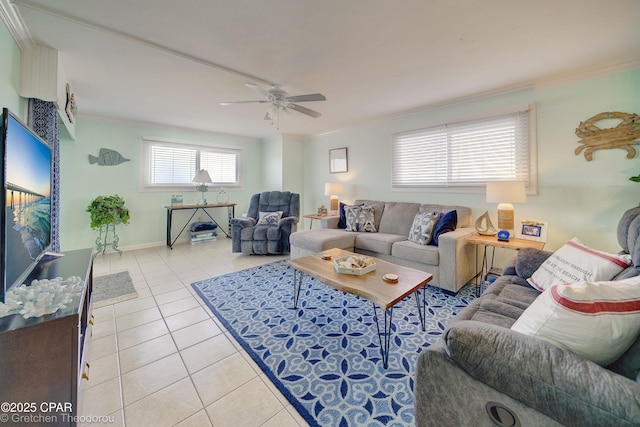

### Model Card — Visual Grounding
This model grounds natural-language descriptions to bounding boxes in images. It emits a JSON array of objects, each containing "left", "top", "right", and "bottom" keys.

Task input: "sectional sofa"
[
  {"left": 290, "top": 199, "right": 476, "bottom": 293},
  {"left": 415, "top": 206, "right": 640, "bottom": 426}
]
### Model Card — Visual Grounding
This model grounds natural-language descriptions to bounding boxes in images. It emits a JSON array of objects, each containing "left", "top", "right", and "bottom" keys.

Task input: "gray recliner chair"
[{"left": 231, "top": 191, "right": 300, "bottom": 255}]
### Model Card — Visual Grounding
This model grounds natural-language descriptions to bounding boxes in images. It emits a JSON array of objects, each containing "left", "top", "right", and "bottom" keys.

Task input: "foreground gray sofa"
[
  {"left": 415, "top": 207, "right": 640, "bottom": 426},
  {"left": 290, "top": 200, "right": 476, "bottom": 293}
]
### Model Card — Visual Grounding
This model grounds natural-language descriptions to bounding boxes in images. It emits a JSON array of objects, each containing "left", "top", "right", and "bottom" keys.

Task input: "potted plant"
[{"left": 86, "top": 194, "right": 130, "bottom": 255}]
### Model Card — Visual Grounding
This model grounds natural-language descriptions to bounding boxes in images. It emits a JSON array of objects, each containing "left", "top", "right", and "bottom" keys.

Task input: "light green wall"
[
  {"left": 59, "top": 120, "right": 263, "bottom": 250},
  {"left": 3, "top": 18, "right": 639, "bottom": 254},
  {"left": 262, "top": 135, "right": 283, "bottom": 190},
  {"left": 304, "top": 69, "right": 640, "bottom": 253}
]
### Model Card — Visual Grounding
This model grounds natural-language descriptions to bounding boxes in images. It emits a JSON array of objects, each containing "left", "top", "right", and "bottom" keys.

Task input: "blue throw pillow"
[
  {"left": 430, "top": 210, "right": 457, "bottom": 246},
  {"left": 337, "top": 202, "right": 347, "bottom": 228}
]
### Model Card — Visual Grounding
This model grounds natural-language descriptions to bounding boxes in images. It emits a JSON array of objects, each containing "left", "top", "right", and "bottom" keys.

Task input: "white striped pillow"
[
  {"left": 512, "top": 276, "right": 640, "bottom": 365},
  {"left": 527, "top": 237, "right": 631, "bottom": 291}
]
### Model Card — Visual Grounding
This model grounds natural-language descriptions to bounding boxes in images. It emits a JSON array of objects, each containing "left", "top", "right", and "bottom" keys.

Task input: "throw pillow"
[
  {"left": 337, "top": 202, "right": 351, "bottom": 229},
  {"left": 344, "top": 204, "right": 377, "bottom": 232},
  {"left": 256, "top": 211, "right": 283, "bottom": 225},
  {"left": 429, "top": 210, "right": 458, "bottom": 246},
  {"left": 408, "top": 212, "right": 440, "bottom": 245},
  {"left": 526, "top": 237, "right": 631, "bottom": 291},
  {"left": 511, "top": 276, "right": 640, "bottom": 366}
]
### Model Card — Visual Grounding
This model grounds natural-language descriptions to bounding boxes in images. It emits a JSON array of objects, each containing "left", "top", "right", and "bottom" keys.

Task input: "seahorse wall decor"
[{"left": 575, "top": 112, "right": 640, "bottom": 161}]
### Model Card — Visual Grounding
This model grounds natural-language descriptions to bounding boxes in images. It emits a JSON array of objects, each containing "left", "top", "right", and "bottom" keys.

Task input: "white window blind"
[
  {"left": 141, "top": 137, "right": 241, "bottom": 190},
  {"left": 150, "top": 145, "right": 196, "bottom": 185},
  {"left": 200, "top": 150, "right": 237, "bottom": 184},
  {"left": 392, "top": 109, "right": 532, "bottom": 189}
]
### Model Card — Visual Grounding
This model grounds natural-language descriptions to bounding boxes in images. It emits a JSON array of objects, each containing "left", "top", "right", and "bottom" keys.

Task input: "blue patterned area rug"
[{"left": 191, "top": 260, "right": 475, "bottom": 426}]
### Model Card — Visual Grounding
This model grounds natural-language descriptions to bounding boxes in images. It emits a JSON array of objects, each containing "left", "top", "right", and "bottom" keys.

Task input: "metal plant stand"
[{"left": 95, "top": 223, "right": 122, "bottom": 256}]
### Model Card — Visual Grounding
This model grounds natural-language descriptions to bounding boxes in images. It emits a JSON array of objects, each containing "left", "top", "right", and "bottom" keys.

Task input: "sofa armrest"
[
  {"left": 437, "top": 227, "right": 476, "bottom": 292},
  {"left": 321, "top": 216, "right": 340, "bottom": 229},
  {"left": 445, "top": 321, "right": 640, "bottom": 426},
  {"left": 278, "top": 216, "right": 298, "bottom": 227},
  {"left": 514, "top": 247, "right": 552, "bottom": 278},
  {"left": 230, "top": 217, "right": 256, "bottom": 229}
]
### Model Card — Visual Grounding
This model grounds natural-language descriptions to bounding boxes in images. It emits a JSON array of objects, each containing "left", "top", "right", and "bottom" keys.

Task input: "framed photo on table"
[
  {"left": 329, "top": 147, "right": 348, "bottom": 173},
  {"left": 517, "top": 220, "right": 548, "bottom": 242}
]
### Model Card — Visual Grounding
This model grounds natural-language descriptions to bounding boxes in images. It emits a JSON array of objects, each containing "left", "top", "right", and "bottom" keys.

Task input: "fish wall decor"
[{"left": 88, "top": 148, "right": 130, "bottom": 166}]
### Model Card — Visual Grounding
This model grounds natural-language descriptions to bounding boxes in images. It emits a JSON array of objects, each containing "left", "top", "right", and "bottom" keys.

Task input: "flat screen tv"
[{"left": 0, "top": 108, "right": 52, "bottom": 303}]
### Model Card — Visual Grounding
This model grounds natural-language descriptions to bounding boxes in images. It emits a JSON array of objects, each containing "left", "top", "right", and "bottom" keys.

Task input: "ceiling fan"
[{"left": 220, "top": 83, "right": 326, "bottom": 128}]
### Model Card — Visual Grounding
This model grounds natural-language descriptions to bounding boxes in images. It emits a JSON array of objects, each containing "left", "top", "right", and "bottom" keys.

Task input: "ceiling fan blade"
[
  {"left": 287, "top": 103, "right": 322, "bottom": 118},
  {"left": 219, "top": 100, "right": 268, "bottom": 105},
  {"left": 286, "top": 93, "right": 326, "bottom": 103},
  {"left": 244, "top": 83, "right": 270, "bottom": 97}
]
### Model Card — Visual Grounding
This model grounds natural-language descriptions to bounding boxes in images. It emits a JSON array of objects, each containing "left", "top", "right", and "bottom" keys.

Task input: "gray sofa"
[
  {"left": 415, "top": 206, "right": 640, "bottom": 427},
  {"left": 290, "top": 199, "right": 476, "bottom": 293}
]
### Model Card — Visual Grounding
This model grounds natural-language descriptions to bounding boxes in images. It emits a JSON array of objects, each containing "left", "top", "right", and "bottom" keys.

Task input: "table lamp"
[
  {"left": 324, "top": 182, "right": 344, "bottom": 214},
  {"left": 192, "top": 169, "right": 213, "bottom": 205},
  {"left": 486, "top": 181, "right": 526, "bottom": 237}
]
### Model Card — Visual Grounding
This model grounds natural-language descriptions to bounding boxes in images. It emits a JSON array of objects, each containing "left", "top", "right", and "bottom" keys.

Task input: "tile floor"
[{"left": 81, "top": 237, "right": 310, "bottom": 427}]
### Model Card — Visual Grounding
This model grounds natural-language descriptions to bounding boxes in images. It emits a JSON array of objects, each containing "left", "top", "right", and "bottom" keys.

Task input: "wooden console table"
[{"left": 165, "top": 203, "right": 236, "bottom": 249}]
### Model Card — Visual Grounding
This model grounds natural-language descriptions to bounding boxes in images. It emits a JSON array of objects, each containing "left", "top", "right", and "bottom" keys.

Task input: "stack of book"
[
  {"left": 189, "top": 230, "right": 217, "bottom": 244},
  {"left": 189, "top": 221, "right": 218, "bottom": 244}
]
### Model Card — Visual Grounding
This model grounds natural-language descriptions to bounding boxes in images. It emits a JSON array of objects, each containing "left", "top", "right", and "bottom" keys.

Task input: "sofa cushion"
[
  {"left": 391, "top": 240, "right": 439, "bottom": 265},
  {"left": 355, "top": 233, "right": 406, "bottom": 255},
  {"left": 378, "top": 202, "right": 420, "bottom": 235},
  {"left": 512, "top": 276, "right": 640, "bottom": 366},
  {"left": 607, "top": 334, "right": 640, "bottom": 381},
  {"left": 344, "top": 204, "right": 377, "bottom": 232},
  {"left": 444, "top": 321, "right": 640, "bottom": 427},
  {"left": 408, "top": 211, "right": 440, "bottom": 245},
  {"left": 527, "top": 237, "right": 631, "bottom": 291},
  {"left": 289, "top": 229, "right": 356, "bottom": 253}
]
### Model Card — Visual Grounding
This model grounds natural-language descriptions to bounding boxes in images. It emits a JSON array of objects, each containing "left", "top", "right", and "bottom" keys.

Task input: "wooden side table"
[
  {"left": 303, "top": 213, "right": 336, "bottom": 229},
  {"left": 466, "top": 233, "right": 545, "bottom": 296}
]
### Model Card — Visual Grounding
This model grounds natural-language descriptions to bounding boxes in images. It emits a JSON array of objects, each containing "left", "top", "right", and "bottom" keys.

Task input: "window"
[
  {"left": 141, "top": 137, "right": 241, "bottom": 190},
  {"left": 392, "top": 107, "right": 535, "bottom": 191}
]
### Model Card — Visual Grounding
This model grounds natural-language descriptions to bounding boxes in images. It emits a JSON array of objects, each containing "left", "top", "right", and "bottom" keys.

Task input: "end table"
[{"left": 467, "top": 233, "right": 545, "bottom": 296}]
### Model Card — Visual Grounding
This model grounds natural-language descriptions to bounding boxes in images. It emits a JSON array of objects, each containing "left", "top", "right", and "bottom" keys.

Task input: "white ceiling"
[{"left": 6, "top": 0, "right": 640, "bottom": 139}]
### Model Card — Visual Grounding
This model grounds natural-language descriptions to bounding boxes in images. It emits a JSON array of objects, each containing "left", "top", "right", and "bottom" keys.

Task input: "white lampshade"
[
  {"left": 324, "top": 183, "right": 344, "bottom": 213},
  {"left": 324, "top": 182, "right": 344, "bottom": 197},
  {"left": 192, "top": 169, "right": 212, "bottom": 183},
  {"left": 486, "top": 181, "right": 527, "bottom": 204},
  {"left": 486, "top": 181, "right": 526, "bottom": 231}
]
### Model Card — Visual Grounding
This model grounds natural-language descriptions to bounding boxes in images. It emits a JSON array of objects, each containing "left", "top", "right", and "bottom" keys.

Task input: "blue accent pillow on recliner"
[{"left": 429, "top": 210, "right": 457, "bottom": 246}]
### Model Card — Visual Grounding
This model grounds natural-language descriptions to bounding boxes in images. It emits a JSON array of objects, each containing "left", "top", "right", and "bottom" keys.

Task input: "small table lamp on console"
[
  {"left": 486, "top": 181, "right": 527, "bottom": 241},
  {"left": 324, "top": 182, "right": 344, "bottom": 215},
  {"left": 193, "top": 169, "right": 213, "bottom": 205}
]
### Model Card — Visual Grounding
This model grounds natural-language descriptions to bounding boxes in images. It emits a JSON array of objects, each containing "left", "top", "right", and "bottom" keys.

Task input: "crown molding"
[
  {"left": 0, "top": 0, "right": 33, "bottom": 51},
  {"left": 533, "top": 59, "right": 640, "bottom": 89}
]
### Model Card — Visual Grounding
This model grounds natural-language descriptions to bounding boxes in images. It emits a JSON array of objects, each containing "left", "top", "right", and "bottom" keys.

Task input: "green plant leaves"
[{"left": 86, "top": 194, "right": 130, "bottom": 230}]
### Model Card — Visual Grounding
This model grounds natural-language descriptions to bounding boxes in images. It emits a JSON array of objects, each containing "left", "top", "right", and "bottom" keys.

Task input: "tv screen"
[{"left": 1, "top": 108, "right": 52, "bottom": 303}]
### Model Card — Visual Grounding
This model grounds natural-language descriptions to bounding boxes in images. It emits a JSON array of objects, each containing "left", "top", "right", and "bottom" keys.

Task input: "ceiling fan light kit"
[{"left": 221, "top": 83, "right": 326, "bottom": 129}]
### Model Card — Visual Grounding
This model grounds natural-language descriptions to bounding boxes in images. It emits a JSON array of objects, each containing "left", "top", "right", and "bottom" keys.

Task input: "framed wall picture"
[
  {"left": 516, "top": 220, "right": 548, "bottom": 242},
  {"left": 329, "top": 147, "right": 348, "bottom": 173}
]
